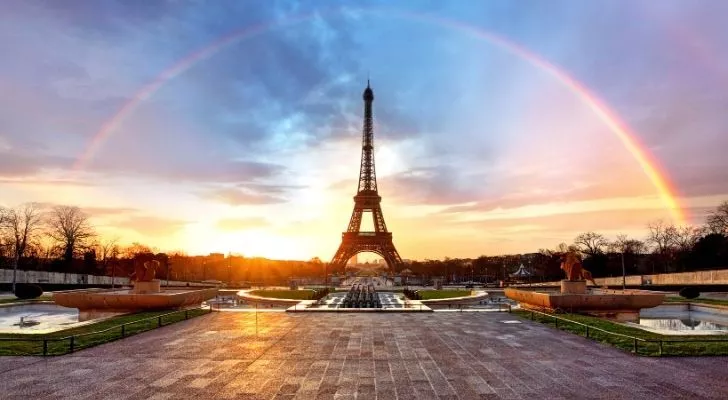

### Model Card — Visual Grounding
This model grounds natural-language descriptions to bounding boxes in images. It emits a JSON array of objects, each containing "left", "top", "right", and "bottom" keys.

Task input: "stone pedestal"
[
  {"left": 560, "top": 280, "right": 586, "bottom": 294},
  {"left": 132, "top": 280, "right": 161, "bottom": 294}
]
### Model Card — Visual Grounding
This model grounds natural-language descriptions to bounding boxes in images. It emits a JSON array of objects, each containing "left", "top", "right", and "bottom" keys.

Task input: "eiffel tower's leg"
[
  {"left": 371, "top": 205, "right": 388, "bottom": 233},
  {"left": 378, "top": 241, "right": 403, "bottom": 271},
  {"left": 330, "top": 240, "right": 355, "bottom": 271},
  {"left": 347, "top": 207, "right": 363, "bottom": 232}
]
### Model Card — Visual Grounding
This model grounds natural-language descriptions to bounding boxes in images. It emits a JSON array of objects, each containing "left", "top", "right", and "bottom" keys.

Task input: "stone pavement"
[{"left": 1, "top": 311, "right": 727, "bottom": 399}]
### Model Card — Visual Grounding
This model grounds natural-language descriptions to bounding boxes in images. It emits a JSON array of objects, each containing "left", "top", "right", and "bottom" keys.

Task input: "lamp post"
[
  {"left": 110, "top": 261, "right": 116, "bottom": 289},
  {"left": 502, "top": 263, "right": 506, "bottom": 286},
  {"left": 621, "top": 251, "right": 626, "bottom": 290}
]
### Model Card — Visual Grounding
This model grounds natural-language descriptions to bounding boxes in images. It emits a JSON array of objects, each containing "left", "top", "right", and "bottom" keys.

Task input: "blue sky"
[{"left": 1, "top": 0, "right": 727, "bottom": 259}]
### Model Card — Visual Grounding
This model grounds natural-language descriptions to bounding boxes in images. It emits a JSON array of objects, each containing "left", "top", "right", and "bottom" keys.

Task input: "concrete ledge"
[
  {"left": 236, "top": 290, "right": 304, "bottom": 306},
  {"left": 505, "top": 287, "right": 664, "bottom": 314},
  {"left": 420, "top": 290, "right": 490, "bottom": 306}
]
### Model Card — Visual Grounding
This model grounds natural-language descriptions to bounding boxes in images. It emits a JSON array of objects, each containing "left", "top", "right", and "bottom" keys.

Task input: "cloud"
[
  {"left": 2, "top": 1, "right": 728, "bottom": 260},
  {"left": 0, "top": 152, "right": 73, "bottom": 176},
  {"left": 216, "top": 217, "right": 269, "bottom": 231},
  {"left": 202, "top": 187, "right": 287, "bottom": 206},
  {"left": 115, "top": 216, "right": 189, "bottom": 237},
  {"left": 454, "top": 206, "right": 714, "bottom": 235},
  {"left": 377, "top": 167, "right": 486, "bottom": 205},
  {"left": 83, "top": 206, "right": 140, "bottom": 217}
]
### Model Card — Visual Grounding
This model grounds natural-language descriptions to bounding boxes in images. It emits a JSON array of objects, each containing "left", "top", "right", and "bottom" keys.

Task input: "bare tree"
[
  {"left": 672, "top": 225, "right": 700, "bottom": 252},
  {"left": 646, "top": 220, "right": 675, "bottom": 254},
  {"left": 97, "top": 237, "right": 120, "bottom": 267},
  {"left": 95, "top": 237, "right": 120, "bottom": 287},
  {"left": 646, "top": 220, "right": 679, "bottom": 273},
  {"left": 611, "top": 234, "right": 646, "bottom": 289},
  {"left": 46, "top": 206, "right": 95, "bottom": 265},
  {"left": 123, "top": 242, "right": 154, "bottom": 258},
  {"left": 574, "top": 232, "right": 608, "bottom": 256},
  {"left": 1, "top": 203, "right": 44, "bottom": 292},
  {"left": 554, "top": 242, "right": 571, "bottom": 254},
  {"left": 706, "top": 201, "right": 728, "bottom": 235}
]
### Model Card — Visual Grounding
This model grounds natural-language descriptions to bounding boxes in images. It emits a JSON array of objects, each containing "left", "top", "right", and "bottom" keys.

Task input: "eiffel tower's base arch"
[{"left": 329, "top": 232, "right": 403, "bottom": 272}]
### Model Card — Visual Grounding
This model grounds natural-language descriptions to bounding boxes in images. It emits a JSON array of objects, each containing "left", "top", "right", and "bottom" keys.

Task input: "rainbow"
[{"left": 72, "top": 8, "right": 686, "bottom": 224}]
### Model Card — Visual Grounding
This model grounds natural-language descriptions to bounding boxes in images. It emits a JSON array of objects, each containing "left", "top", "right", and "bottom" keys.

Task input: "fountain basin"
[
  {"left": 505, "top": 286, "right": 665, "bottom": 321},
  {"left": 53, "top": 286, "right": 218, "bottom": 321},
  {"left": 634, "top": 303, "right": 728, "bottom": 335}
]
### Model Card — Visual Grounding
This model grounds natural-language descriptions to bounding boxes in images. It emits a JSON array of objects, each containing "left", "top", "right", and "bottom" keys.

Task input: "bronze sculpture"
[
  {"left": 560, "top": 251, "right": 598, "bottom": 286},
  {"left": 130, "top": 259, "right": 159, "bottom": 282}
]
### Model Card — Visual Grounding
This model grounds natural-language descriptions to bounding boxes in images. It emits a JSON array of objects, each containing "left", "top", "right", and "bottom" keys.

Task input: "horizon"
[{"left": 2, "top": 1, "right": 727, "bottom": 261}]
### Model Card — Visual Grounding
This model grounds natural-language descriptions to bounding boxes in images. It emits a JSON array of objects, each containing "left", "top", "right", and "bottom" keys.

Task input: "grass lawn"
[
  {"left": 249, "top": 289, "right": 314, "bottom": 300},
  {"left": 417, "top": 290, "right": 472, "bottom": 300},
  {"left": 0, "top": 308, "right": 209, "bottom": 356},
  {"left": 513, "top": 309, "right": 728, "bottom": 356},
  {"left": 0, "top": 294, "right": 54, "bottom": 305},
  {"left": 665, "top": 296, "right": 728, "bottom": 307}
]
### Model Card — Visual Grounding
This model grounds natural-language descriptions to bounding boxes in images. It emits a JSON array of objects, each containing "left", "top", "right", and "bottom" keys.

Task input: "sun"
[{"left": 182, "top": 227, "right": 309, "bottom": 260}]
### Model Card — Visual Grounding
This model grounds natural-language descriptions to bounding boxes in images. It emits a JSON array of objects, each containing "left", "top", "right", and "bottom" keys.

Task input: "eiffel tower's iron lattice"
[{"left": 329, "top": 81, "right": 403, "bottom": 271}]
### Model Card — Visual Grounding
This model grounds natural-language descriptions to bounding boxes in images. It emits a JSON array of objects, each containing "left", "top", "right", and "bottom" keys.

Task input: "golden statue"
[{"left": 560, "top": 251, "right": 598, "bottom": 286}]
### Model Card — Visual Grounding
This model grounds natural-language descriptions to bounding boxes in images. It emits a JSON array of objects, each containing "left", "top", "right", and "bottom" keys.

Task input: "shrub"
[
  {"left": 678, "top": 287, "right": 700, "bottom": 299},
  {"left": 14, "top": 284, "right": 44, "bottom": 300}
]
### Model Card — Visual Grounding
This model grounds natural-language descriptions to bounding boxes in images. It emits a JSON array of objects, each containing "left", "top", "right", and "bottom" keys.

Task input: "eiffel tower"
[{"left": 329, "top": 81, "right": 403, "bottom": 271}]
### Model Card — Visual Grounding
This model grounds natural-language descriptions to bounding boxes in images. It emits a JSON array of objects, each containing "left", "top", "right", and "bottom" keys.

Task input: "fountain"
[
  {"left": 53, "top": 260, "right": 218, "bottom": 321},
  {"left": 505, "top": 251, "right": 664, "bottom": 321},
  {"left": 342, "top": 284, "right": 382, "bottom": 308}
]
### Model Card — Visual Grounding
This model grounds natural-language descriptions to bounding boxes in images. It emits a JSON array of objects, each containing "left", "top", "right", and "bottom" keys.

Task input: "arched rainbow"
[{"left": 72, "top": 8, "right": 686, "bottom": 224}]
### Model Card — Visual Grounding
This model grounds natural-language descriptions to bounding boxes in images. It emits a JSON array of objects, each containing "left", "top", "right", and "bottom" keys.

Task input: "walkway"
[{"left": 1, "top": 312, "right": 727, "bottom": 399}]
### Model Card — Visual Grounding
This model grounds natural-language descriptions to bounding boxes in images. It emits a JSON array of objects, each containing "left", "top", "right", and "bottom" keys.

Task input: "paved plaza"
[{"left": 1, "top": 311, "right": 727, "bottom": 399}]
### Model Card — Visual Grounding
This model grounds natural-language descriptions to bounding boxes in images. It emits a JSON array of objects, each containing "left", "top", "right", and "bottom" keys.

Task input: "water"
[
  {"left": 636, "top": 304, "right": 728, "bottom": 335},
  {"left": 0, "top": 303, "right": 90, "bottom": 334},
  {"left": 307, "top": 291, "right": 408, "bottom": 309}
]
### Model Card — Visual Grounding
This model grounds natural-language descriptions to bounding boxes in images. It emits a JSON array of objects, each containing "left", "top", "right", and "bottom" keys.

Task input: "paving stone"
[{"left": 2, "top": 312, "right": 728, "bottom": 399}]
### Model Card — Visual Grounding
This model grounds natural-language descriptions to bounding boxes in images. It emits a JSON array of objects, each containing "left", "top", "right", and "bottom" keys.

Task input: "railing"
[
  {"left": 433, "top": 303, "right": 512, "bottom": 312},
  {"left": 409, "top": 303, "right": 513, "bottom": 312},
  {"left": 520, "top": 308, "right": 728, "bottom": 356},
  {"left": 0, "top": 306, "right": 212, "bottom": 356}
]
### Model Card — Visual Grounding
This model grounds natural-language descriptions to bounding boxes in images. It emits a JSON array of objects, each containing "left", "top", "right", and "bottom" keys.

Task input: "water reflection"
[
  {"left": 637, "top": 304, "right": 728, "bottom": 334},
  {"left": 639, "top": 317, "right": 728, "bottom": 332},
  {"left": 0, "top": 303, "right": 82, "bottom": 333}
]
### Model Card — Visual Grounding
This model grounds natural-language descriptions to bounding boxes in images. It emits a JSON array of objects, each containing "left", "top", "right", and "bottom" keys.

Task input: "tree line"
[
  {"left": 2, "top": 201, "right": 727, "bottom": 287},
  {"left": 0, "top": 203, "right": 327, "bottom": 288},
  {"left": 405, "top": 201, "right": 728, "bottom": 283}
]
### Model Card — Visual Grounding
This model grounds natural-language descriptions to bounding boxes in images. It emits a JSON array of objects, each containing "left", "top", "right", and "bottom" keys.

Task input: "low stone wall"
[
  {"left": 0, "top": 268, "right": 207, "bottom": 288},
  {"left": 520, "top": 268, "right": 728, "bottom": 288}
]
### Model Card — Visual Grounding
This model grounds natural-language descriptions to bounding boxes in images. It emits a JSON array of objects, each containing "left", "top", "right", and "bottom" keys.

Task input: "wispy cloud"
[
  {"left": 216, "top": 217, "right": 269, "bottom": 231},
  {"left": 115, "top": 215, "right": 189, "bottom": 237}
]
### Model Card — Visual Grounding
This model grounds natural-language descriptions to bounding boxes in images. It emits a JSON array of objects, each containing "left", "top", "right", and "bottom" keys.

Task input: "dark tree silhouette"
[{"left": 46, "top": 206, "right": 95, "bottom": 267}]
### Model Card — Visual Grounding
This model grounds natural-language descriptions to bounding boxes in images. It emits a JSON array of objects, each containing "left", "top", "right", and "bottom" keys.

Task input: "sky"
[{"left": 1, "top": 0, "right": 727, "bottom": 261}]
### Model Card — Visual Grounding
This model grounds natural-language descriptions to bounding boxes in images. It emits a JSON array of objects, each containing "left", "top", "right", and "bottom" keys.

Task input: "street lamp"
[{"left": 621, "top": 250, "right": 626, "bottom": 290}]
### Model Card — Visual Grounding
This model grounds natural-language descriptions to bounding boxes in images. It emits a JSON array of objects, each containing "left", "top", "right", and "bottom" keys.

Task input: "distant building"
[{"left": 208, "top": 253, "right": 225, "bottom": 261}]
